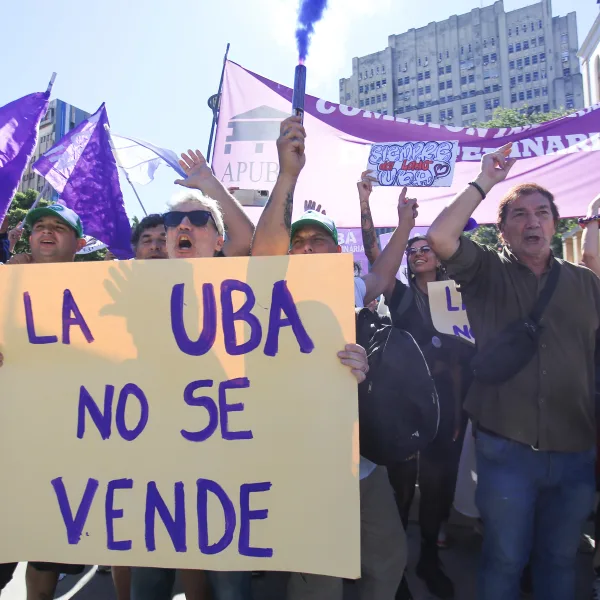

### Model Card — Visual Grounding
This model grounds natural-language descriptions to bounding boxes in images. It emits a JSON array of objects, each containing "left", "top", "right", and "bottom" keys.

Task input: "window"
[
  {"left": 446, "top": 65, "right": 452, "bottom": 73},
  {"left": 469, "top": 89, "right": 476, "bottom": 97},
  {"left": 542, "top": 86, "right": 548, "bottom": 95},
  {"left": 377, "top": 95, "right": 381, "bottom": 103},
  {"left": 524, "top": 56, "right": 530, "bottom": 66},
  {"left": 561, "top": 51, "right": 569, "bottom": 63},
  {"left": 404, "top": 91, "right": 410, "bottom": 100},
  {"left": 397, "top": 78, "right": 402, "bottom": 86},
  {"left": 418, "top": 87, "right": 424, "bottom": 96},
  {"left": 516, "top": 43, "right": 522, "bottom": 52},
  {"left": 526, "top": 90, "right": 532, "bottom": 99},
  {"left": 525, "top": 73, "right": 531, "bottom": 83},
  {"left": 563, "top": 68, "right": 570, "bottom": 77},
  {"left": 483, "top": 40, "right": 487, "bottom": 49},
  {"left": 516, "top": 26, "right": 519, "bottom": 35},
  {"left": 532, "top": 55, "right": 538, "bottom": 64},
  {"left": 440, "top": 109, "right": 446, "bottom": 119},
  {"left": 530, "top": 23, "right": 534, "bottom": 31},
  {"left": 398, "top": 107, "right": 404, "bottom": 114},
  {"left": 485, "top": 86, "right": 491, "bottom": 94},
  {"left": 493, "top": 97, "right": 500, "bottom": 108},
  {"left": 483, "top": 55, "right": 489, "bottom": 65},
  {"left": 566, "top": 94, "right": 574, "bottom": 109},
  {"left": 418, "top": 57, "right": 422, "bottom": 66},
  {"left": 376, "top": 81, "right": 381, "bottom": 89},
  {"left": 531, "top": 37, "right": 537, "bottom": 47},
  {"left": 382, "top": 78, "right": 387, "bottom": 86},
  {"left": 376, "top": 66, "right": 380, "bottom": 74},
  {"left": 425, "top": 71, "right": 430, "bottom": 79},
  {"left": 447, "top": 95, "right": 454, "bottom": 102},
  {"left": 359, "top": 85, "right": 364, "bottom": 93},
  {"left": 359, "top": 100, "right": 364, "bottom": 107},
  {"left": 533, "top": 71, "right": 539, "bottom": 81},
  {"left": 461, "top": 75, "right": 467, "bottom": 85},
  {"left": 439, "top": 81, "right": 446, "bottom": 91},
  {"left": 540, "top": 53, "right": 545, "bottom": 62},
  {"left": 418, "top": 72, "right": 423, "bottom": 81},
  {"left": 439, "top": 67, "right": 444, "bottom": 76},
  {"left": 539, "top": 36, "right": 544, "bottom": 45},
  {"left": 511, "top": 92, "right": 517, "bottom": 102},
  {"left": 491, "top": 37, "right": 495, "bottom": 46},
  {"left": 518, "top": 74, "right": 523, "bottom": 83},
  {"left": 370, "top": 69, "right": 374, "bottom": 76},
  {"left": 446, "top": 50, "right": 450, "bottom": 58},
  {"left": 538, "top": 20, "right": 542, "bottom": 29},
  {"left": 493, "top": 84, "right": 500, "bottom": 92},
  {"left": 541, "top": 70, "right": 547, "bottom": 79},
  {"left": 383, "top": 110, "right": 388, "bottom": 115},
  {"left": 365, "top": 98, "right": 370, "bottom": 106},
  {"left": 534, "top": 88, "right": 540, "bottom": 97},
  {"left": 461, "top": 91, "right": 468, "bottom": 99},
  {"left": 510, "top": 76, "right": 516, "bottom": 87},
  {"left": 519, "top": 91, "right": 525, "bottom": 100},
  {"left": 418, "top": 115, "right": 424, "bottom": 122},
  {"left": 509, "top": 60, "right": 515, "bottom": 69},
  {"left": 523, "top": 41, "right": 529, "bottom": 50},
  {"left": 447, "top": 80, "right": 453, "bottom": 88},
  {"left": 468, "top": 44, "right": 472, "bottom": 53},
  {"left": 470, "top": 103, "right": 476, "bottom": 113},
  {"left": 509, "top": 44, "right": 514, "bottom": 53},
  {"left": 425, "top": 85, "right": 431, "bottom": 94},
  {"left": 561, "top": 32, "right": 568, "bottom": 44},
  {"left": 371, "top": 97, "right": 375, "bottom": 105},
  {"left": 543, "top": 103, "right": 549, "bottom": 112},
  {"left": 370, "top": 83, "right": 375, "bottom": 90},
  {"left": 509, "top": 28, "right": 512, "bottom": 37},
  {"left": 462, "top": 105, "right": 468, "bottom": 115},
  {"left": 382, "top": 93, "right": 387, "bottom": 101},
  {"left": 517, "top": 58, "right": 523, "bottom": 68},
  {"left": 439, "top": 52, "right": 443, "bottom": 61},
  {"left": 418, "top": 101, "right": 424, "bottom": 109},
  {"left": 468, "top": 74, "right": 475, "bottom": 83},
  {"left": 426, "top": 113, "right": 432, "bottom": 122},
  {"left": 485, "top": 99, "right": 492, "bottom": 110},
  {"left": 404, "top": 76, "right": 410, "bottom": 85},
  {"left": 448, "top": 109, "right": 454, "bottom": 119}
]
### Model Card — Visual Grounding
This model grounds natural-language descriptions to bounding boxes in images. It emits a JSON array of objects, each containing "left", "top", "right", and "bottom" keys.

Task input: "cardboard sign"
[
  {"left": 428, "top": 280, "right": 475, "bottom": 344},
  {"left": 367, "top": 141, "right": 459, "bottom": 187},
  {"left": 0, "top": 255, "right": 360, "bottom": 577}
]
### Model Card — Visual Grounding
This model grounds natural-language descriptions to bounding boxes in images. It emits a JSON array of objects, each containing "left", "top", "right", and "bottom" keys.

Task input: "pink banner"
[
  {"left": 338, "top": 228, "right": 369, "bottom": 276},
  {"left": 213, "top": 61, "right": 600, "bottom": 227}
]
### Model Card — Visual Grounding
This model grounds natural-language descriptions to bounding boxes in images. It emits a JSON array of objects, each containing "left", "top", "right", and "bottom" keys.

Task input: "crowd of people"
[{"left": 0, "top": 114, "right": 599, "bottom": 600}]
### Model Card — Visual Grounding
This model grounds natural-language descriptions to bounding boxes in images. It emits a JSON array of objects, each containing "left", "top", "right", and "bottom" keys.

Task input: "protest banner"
[
  {"left": 338, "top": 228, "right": 369, "bottom": 275},
  {"left": 367, "top": 141, "right": 458, "bottom": 187},
  {"left": 0, "top": 255, "right": 360, "bottom": 577},
  {"left": 428, "top": 280, "right": 475, "bottom": 344},
  {"left": 212, "top": 60, "right": 600, "bottom": 227}
]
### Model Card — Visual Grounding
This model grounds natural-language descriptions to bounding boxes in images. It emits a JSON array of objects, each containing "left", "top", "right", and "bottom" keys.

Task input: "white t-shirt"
[{"left": 354, "top": 277, "right": 377, "bottom": 480}]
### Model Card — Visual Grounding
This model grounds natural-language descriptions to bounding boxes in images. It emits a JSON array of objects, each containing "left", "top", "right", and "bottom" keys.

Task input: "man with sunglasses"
[{"left": 252, "top": 115, "right": 413, "bottom": 600}]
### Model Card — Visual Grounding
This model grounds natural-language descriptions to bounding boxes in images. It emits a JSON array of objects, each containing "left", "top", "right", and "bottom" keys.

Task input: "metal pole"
[
  {"left": 206, "top": 42, "right": 230, "bottom": 165},
  {"left": 104, "top": 124, "right": 148, "bottom": 216}
]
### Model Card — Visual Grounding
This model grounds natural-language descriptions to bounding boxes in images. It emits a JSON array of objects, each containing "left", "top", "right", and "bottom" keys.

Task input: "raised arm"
[
  {"left": 358, "top": 170, "right": 380, "bottom": 264},
  {"left": 175, "top": 150, "right": 255, "bottom": 256},
  {"left": 582, "top": 194, "right": 600, "bottom": 277},
  {"left": 428, "top": 143, "right": 516, "bottom": 260},
  {"left": 362, "top": 188, "right": 417, "bottom": 305},
  {"left": 251, "top": 116, "right": 306, "bottom": 256}
]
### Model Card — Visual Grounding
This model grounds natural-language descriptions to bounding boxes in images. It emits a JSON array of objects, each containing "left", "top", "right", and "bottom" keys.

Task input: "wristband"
[
  {"left": 468, "top": 181, "right": 486, "bottom": 200},
  {"left": 578, "top": 214, "right": 600, "bottom": 228}
]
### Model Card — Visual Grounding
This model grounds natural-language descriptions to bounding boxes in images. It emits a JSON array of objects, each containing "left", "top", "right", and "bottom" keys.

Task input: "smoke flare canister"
[{"left": 292, "top": 64, "right": 306, "bottom": 122}]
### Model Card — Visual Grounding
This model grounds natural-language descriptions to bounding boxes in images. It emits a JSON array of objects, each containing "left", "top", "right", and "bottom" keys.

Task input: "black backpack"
[{"left": 356, "top": 307, "right": 440, "bottom": 465}]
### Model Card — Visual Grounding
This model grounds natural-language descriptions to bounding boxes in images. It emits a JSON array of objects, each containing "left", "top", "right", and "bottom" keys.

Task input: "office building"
[
  {"left": 19, "top": 99, "right": 90, "bottom": 198},
  {"left": 339, "top": 0, "right": 583, "bottom": 126},
  {"left": 578, "top": 5, "right": 600, "bottom": 106}
]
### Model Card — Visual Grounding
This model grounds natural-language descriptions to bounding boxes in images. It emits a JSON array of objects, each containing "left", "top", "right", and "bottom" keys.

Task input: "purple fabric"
[
  {"left": 338, "top": 228, "right": 369, "bottom": 275},
  {"left": 33, "top": 104, "right": 132, "bottom": 259},
  {"left": 0, "top": 92, "right": 49, "bottom": 221}
]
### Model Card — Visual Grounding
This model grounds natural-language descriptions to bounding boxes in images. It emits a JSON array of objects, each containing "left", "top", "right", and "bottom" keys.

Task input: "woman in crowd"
[{"left": 358, "top": 173, "right": 474, "bottom": 600}]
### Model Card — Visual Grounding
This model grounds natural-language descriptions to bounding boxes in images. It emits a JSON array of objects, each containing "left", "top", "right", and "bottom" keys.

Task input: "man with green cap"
[
  {"left": 4, "top": 203, "right": 89, "bottom": 599},
  {"left": 8, "top": 204, "right": 86, "bottom": 265}
]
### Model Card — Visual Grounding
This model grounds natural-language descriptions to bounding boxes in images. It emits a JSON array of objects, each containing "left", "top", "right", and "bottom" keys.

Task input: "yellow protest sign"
[
  {"left": 0, "top": 254, "right": 360, "bottom": 578},
  {"left": 427, "top": 280, "right": 475, "bottom": 344}
]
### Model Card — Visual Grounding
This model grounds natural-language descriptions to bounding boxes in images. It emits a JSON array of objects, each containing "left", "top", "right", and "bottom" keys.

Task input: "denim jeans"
[
  {"left": 475, "top": 429, "right": 596, "bottom": 600},
  {"left": 131, "top": 568, "right": 252, "bottom": 600}
]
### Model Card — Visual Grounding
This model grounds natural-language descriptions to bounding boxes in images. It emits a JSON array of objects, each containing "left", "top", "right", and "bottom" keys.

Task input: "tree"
[{"left": 465, "top": 107, "right": 575, "bottom": 257}]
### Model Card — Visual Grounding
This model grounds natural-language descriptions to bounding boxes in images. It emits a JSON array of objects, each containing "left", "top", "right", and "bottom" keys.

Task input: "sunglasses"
[
  {"left": 163, "top": 210, "right": 215, "bottom": 229},
  {"left": 406, "top": 245, "right": 432, "bottom": 257}
]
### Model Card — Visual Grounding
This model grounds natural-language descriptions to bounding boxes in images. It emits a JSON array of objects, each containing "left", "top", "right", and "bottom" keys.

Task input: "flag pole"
[
  {"left": 206, "top": 42, "right": 230, "bottom": 165},
  {"left": 46, "top": 72, "right": 57, "bottom": 94},
  {"left": 104, "top": 124, "right": 148, "bottom": 217}
]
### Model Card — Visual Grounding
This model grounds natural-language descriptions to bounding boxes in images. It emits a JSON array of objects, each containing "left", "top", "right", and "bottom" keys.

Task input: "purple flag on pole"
[
  {"left": 0, "top": 91, "right": 50, "bottom": 221},
  {"left": 33, "top": 103, "right": 132, "bottom": 258}
]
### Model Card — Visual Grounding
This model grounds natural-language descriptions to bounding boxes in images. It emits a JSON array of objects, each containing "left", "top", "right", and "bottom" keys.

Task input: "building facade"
[
  {"left": 339, "top": 0, "right": 583, "bottom": 126},
  {"left": 19, "top": 99, "right": 90, "bottom": 198},
  {"left": 578, "top": 6, "right": 600, "bottom": 107}
]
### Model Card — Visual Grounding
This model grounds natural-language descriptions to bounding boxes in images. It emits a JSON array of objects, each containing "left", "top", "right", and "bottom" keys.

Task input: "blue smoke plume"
[{"left": 295, "top": 0, "right": 329, "bottom": 61}]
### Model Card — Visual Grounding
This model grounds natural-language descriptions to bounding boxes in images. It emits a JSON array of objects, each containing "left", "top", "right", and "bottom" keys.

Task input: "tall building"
[
  {"left": 339, "top": 0, "right": 583, "bottom": 127},
  {"left": 19, "top": 99, "right": 90, "bottom": 198},
  {"left": 578, "top": 5, "right": 600, "bottom": 107}
]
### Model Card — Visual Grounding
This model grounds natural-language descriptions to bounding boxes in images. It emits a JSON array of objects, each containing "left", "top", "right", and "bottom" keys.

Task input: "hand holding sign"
[
  {"left": 337, "top": 343, "right": 369, "bottom": 384},
  {"left": 357, "top": 170, "right": 377, "bottom": 203}
]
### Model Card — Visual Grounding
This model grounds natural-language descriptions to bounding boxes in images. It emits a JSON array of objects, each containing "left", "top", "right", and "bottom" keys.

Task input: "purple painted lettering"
[
  {"left": 221, "top": 280, "right": 262, "bottom": 356},
  {"left": 263, "top": 281, "right": 314, "bottom": 357},
  {"left": 239, "top": 482, "right": 273, "bottom": 558},
  {"left": 219, "top": 378, "right": 253, "bottom": 441},
  {"left": 171, "top": 283, "right": 216, "bottom": 356},
  {"left": 51, "top": 477, "right": 99, "bottom": 544},
  {"left": 181, "top": 380, "right": 218, "bottom": 442},
  {"left": 445, "top": 286, "right": 459, "bottom": 312},
  {"left": 197, "top": 478, "right": 236, "bottom": 555},
  {"left": 62, "top": 289, "right": 94, "bottom": 344},
  {"left": 115, "top": 383, "right": 149, "bottom": 442},
  {"left": 106, "top": 479, "right": 133, "bottom": 551},
  {"left": 77, "top": 385, "right": 115, "bottom": 440},
  {"left": 145, "top": 481, "right": 187, "bottom": 552},
  {"left": 24, "top": 292, "right": 58, "bottom": 344}
]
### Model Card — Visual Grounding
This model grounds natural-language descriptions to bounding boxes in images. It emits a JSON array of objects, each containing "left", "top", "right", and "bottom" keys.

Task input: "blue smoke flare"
[{"left": 295, "top": 0, "right": 329, "bottom": 61}]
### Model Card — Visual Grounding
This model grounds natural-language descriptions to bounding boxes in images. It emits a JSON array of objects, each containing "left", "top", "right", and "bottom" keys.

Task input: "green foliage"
[{"left": 5, "top": 190, "right": 51, "bottom": 255}]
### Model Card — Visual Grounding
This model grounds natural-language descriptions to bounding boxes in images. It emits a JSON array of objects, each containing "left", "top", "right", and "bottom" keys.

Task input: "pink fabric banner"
[
  {"left": 212, "top": 61, "right": 600, "bottom": 227},
  {"left": 338, "top": 228, "right": 369, "bottom": 276}
]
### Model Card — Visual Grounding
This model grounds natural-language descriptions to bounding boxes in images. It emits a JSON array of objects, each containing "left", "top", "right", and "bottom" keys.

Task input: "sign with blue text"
[{"left": 0, "top": 255, "right": 360, "bottom": 577}]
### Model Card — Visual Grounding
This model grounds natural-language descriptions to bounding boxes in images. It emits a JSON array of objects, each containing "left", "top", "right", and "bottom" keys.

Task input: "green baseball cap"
[
  {"left": 25, "top": 204, "right": 84, "bottom": 238},
  {"left": 290, "top": 210, "right": 338, "bottom": 245}
]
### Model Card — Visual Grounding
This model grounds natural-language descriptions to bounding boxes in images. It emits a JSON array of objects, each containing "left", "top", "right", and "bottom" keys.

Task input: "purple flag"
[
  {"left": 0, "top": 91, "right": 50, "bottom": 221},
  {"left": 33, "top": 103, "right": 132, "bottom": 258}
]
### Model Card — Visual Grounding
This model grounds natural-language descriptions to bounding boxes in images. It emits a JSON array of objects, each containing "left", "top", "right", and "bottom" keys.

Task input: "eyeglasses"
[
  {"left": 163, "top": 210, "right": 215, "bottom": 229},
  {"left": 405, "top": 245, "right": 432, "bottom": 257}
]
